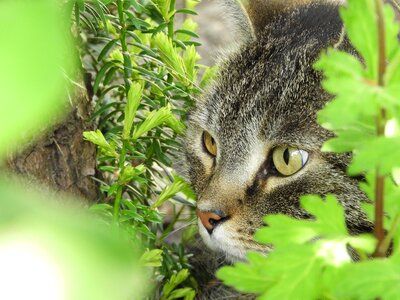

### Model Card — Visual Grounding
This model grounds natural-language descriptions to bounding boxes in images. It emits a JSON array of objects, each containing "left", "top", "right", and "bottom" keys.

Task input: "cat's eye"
[
  {"left": 272, "top": 146, "right": 309, "bottom": 176},
  {"left": 202, "top": 131, "right": 217, "bottom": 157}
]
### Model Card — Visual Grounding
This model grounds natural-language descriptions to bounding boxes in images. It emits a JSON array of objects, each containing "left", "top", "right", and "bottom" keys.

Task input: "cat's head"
[{"left": 184, "top": 0, "right": 371, "bottom": 262}]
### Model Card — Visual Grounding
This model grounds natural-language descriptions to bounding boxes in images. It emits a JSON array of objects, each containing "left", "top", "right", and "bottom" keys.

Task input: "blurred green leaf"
[
  {"left": 0, "top": 0, "right": 74, "bottom": 158},
  {"left": 140, "top": 249, "right": 163, "bottom": 267},
  {"left": 0, "top": 177, "right": 143, "bottom": 300}
]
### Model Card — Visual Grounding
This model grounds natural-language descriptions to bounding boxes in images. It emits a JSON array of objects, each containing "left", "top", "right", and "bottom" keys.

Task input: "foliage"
[
  {"left": 71, "top": 0, "right": 211, "bottom": 297},
  {"left": 217, "top": 0, "right": 400, "bottom": 299},
  {"left": 0, "top": 1, "right": 142, "bottom": 300}
]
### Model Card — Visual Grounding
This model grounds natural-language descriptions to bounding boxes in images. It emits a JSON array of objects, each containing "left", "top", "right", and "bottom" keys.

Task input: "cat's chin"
[{"left": 198, "top": 220, "right": 266, "bottom": 263}]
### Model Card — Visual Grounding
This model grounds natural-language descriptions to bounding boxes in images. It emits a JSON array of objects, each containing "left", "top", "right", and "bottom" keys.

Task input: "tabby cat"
[{"left": 183, "top": 0, "right": 374, "bottom": 298}]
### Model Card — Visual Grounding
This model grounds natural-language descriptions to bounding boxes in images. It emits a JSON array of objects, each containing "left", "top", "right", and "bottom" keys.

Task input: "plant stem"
[
  {"left": 117, "top": 0, "right": 131, "bottom": 95},
  {"left": 167, "top": 0, "right": 176, "bottom": 39},
  {"left": 373, "top": 0, "right": 387, "bottom": 257},
  {"left": 114, "top": 185, "right": 123, "bottom": 222},
  {"left": 377, "top": 214, "right": 400, "bottom": 255}
]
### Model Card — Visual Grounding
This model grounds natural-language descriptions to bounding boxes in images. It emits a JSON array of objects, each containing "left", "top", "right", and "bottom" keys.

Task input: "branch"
[{"left": 373, "top": 0, "right": 387, "bottom": 258}]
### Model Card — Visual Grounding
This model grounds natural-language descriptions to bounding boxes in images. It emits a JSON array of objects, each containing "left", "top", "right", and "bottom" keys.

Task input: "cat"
[{"left": 183, "top": 0, "right": 375, "bottom": 298}]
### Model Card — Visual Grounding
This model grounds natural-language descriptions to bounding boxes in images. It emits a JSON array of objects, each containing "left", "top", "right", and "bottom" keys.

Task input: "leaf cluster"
[{"left": 69, "top": 0, "right": 213, "bottom": 298}]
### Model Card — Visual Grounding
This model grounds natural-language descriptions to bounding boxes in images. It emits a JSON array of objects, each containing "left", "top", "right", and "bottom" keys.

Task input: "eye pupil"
[{"left": 283, "top": 148, "right": 290, "bottom": 165}]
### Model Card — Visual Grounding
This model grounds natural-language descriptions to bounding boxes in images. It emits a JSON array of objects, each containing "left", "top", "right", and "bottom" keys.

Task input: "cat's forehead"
[{"left": 192, "top": 38, "right": 331, "bottom": 152}]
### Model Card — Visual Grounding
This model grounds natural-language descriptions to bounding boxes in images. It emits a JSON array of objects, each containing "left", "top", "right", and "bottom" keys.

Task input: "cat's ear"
[
  {"left": 223, "top": 0, "right": 255, "bottom": 41},
  {"left": 224, "top": 0, "right": 344, "bottom": 41}
]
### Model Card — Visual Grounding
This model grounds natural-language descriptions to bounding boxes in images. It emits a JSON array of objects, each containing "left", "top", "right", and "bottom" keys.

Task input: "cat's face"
[{"left": 184, "top": 3, "right": 370, "bottom": 262}]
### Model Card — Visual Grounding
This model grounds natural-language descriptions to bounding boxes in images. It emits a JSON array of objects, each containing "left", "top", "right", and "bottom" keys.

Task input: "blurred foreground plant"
[{"left": 0, "top": 1, "right": 143, "bottom": 299}]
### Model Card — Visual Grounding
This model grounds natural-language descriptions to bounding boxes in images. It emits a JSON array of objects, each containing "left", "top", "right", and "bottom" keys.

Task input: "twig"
[{"left": 373, "top": 0, "right": 388, "bottom": 258}]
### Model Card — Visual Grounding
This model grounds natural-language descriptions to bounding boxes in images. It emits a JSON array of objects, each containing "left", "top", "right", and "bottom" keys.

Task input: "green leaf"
[
  {"left": 332, "top": 256, "right": 400, "bottom": 300},
  {"left": 132, "top": 105, "right": 173, "bottom": 139},
  {"left": 175, "top": 8, "right": 198, "bottom": 15},
  {"left": 165, "top": 114, "right": 186, "bottom": 134},
  {"left": 152, "top": 176, "right": 189, "bottom": 208},
  {"left": 182, "top": 45, "right": 199, "bottom": 83},
  {"left": 98, "top": 38, "right": 119, "bottom": 61},
  {"left": 256, "top": 195, "right": 348, "bottom": 248},
  {"left": 153, "top": 32, "right": 189, "bottom": 85},
  {"left": 321, "top": 129, "right": 374, "bottom": 153},
  {"left": 94, "top": 61, "right": 118, "bottom": 94},
  {"left": 167, "top": 287, "right": 195, "bottom": 300},
  {"left": 301, "top": 194, "right": 348, "bottom": 236},
  {"left": 340, "top": 0, "right": 377, "bottom": 79},
  {"left": 123, "top": 82, "right": 143, "bottom": 139},
  {"left": 219, "top": 248, "right": 325, "bottom": 300},
  {"left": 349, "top": 137, "right": 400, "bottom": 175},
  {"left": 175, "top": 28, "right": 199, "bottom": 41},
  {"left": 83, "top": 130, "right": 118, "bottom": 157},
  {"left": 217, "top": 252, "right": 272, "bottom": 294},
  {"left": 0, "top": 0, "right": 74, "bottom": 158},
  {"left": 200, "top": 66, "right": 218, "bottom": 89},
  {"left": 118, "top": 164, "right": 145, "bottom": 185},
  {"left": 360, "top": 172, "right": 400, "bottom": 223},
  {"left": 162, "top": 269, "right": 190, "bottom": 298},
  {"left": 139, "top": 249, "right": 163, "bottom": 267}
]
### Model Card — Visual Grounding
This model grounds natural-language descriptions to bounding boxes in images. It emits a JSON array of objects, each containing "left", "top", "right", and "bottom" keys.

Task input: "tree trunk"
[{"left": 7, "top": 73, "right": 99, "bottom": 203}]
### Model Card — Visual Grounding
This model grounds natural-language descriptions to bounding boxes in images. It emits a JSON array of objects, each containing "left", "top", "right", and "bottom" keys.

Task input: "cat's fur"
[{"left": 183, "top": 0, "right": 375, "bottom": 298}]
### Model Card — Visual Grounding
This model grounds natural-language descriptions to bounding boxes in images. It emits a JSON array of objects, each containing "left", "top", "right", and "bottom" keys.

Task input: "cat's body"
[{"left": 183, "top": 0, "right": 374, "bottom": 298}]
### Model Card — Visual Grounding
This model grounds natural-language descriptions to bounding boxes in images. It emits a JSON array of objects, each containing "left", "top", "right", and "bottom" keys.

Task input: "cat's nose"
[{"left": 196, "top": 209, "right": 228, "bottom": 234}]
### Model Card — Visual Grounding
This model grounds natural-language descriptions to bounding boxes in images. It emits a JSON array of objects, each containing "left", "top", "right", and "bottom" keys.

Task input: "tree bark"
[{"left": 7, "top": 73, "right": 99, "bottom": 203}]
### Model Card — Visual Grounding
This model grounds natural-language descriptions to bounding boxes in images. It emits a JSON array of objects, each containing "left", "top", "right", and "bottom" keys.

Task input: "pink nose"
[{"left": 196, "top": 209, "right": 227, "bottom": 234}]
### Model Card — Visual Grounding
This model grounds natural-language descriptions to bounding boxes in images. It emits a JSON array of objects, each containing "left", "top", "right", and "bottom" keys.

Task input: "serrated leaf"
[
  {"left": 217, "top": 252, "right": 272, "bottom": 294},
  {"left": 258, "top": 247, "right": 323, "bottom": 300},
  {"left": 301, "top": 194, "right": 348, "bottom": 236},
  {"left": 332, "top": 256, "right": 400, "bottom": 300},
  {"left": 340, "top": 0, "right": 377, "bottom": 79},
  {"left": 321, "top": 129, "right": 374, "bottom": 153},
  {"left": 349, "top": 137, "right": 400, "bottom": 175}
]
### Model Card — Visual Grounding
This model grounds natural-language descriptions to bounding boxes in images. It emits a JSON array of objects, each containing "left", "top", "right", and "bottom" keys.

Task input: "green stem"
[
  {"left": 377, "top": 214, "right": 400, "bottom": 255},
  {"left": 167, "top": 0, "right": 176, "bottom": 39},
  {"left": 114, "top": 185, "right": 123, "bottom": 222},
  {"left": 117, "top": 0, "right": 131, "bottom": 95},
  {"left": 114, "top": 140, "right": 129, "bottom": 222},
  {"left": 167, "top": 0, "right": 176, "bottom": 84},
  {"left": 373, "top": 0, "right": 387, "bottom": 258},
  {"left": 159, "top": 205, "right": 184, "bottom": 241}
]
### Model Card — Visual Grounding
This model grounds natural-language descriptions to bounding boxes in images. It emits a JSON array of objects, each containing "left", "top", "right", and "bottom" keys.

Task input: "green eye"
[{"left": 272, "top": 146, "right": 309, "bottom": 176}]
